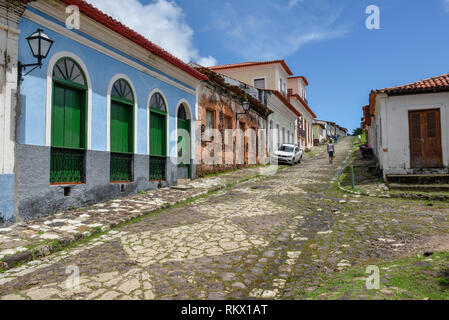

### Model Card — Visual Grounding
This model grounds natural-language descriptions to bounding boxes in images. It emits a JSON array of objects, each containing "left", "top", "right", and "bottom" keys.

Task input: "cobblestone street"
[{"left": 1, "top": 137, "right": 448, "bottom": 300}]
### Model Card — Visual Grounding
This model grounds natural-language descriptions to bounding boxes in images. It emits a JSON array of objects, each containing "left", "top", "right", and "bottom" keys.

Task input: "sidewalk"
[
  {"left": 337, "top": 146, "right": 449, "bottom": 201},
  {"left": 0, "top": 166, "right": 267, "bottom": 271}
]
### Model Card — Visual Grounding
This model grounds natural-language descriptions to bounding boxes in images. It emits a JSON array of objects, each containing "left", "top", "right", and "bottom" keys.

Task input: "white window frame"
[{"left": 253, "top": 77, "right": 267, "bottom": 89}]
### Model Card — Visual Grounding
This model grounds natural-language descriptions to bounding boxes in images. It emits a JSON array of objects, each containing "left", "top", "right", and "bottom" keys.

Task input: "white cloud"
[
  {"left": 444, "top": 0, "right": 449, "bottom": 11},
  {"left": 287, "top": 0, "right": 303, "bottom": 9},
  {"left": 209, "top": 1, "right": 348, "bottom": 61},
  {"left": 86, "top": 0, "right": 217, "bottom": 66}
]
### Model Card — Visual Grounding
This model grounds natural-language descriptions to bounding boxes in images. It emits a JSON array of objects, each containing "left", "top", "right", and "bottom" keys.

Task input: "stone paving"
[
  {"left": 1, "top": 137, "right": 448, "bottom": 300},
  {"left": 0, "top": 166, "right": 265, "bottom": 270}
]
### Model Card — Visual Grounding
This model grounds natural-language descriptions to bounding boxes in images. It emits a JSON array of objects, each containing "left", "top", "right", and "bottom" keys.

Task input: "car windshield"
[{"left": 279, "top": 146, "right": 294, "bottom": 153}]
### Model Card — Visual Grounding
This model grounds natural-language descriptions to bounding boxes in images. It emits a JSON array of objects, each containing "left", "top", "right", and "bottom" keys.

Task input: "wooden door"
[
  {"left": 111, "top": 100, "right": 133, "bottom": 154},
  {"left": 150, "top": 112, "right": 166, "bottom": 156},
  {"left": 177, "top": 118, "right": 191, "bottom": 171},
  {"left": 52, "top": 84, "right": 86, "bottom": 149},
  {"left": 409, "top": 109, "right": 443, "bottom": 168}
]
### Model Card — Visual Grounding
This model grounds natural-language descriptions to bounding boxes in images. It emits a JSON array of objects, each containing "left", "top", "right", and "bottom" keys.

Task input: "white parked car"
[{"left": 272, "top": 144, "right": 303, "bottom": 166}]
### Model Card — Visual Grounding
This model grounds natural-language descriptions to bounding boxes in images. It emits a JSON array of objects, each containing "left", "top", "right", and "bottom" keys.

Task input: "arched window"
[
  {"left": 50, "top": 57, "right": 88, "bottom": 184},
  {"left": 110, "top": 78, "right": 134, "bottom": 182},
  {"left": 149, "top": 92, "right": 167, "bottom": 180},
  {"left": 150, "top": 92, "right": 166, "bottom": 112},
  {"left": 111, "top": 79, "right": 134, "bottom": 103},
  {"left": 53, "top": 57, "right": 87, "bottom": 86},
  {"left": 178, "top": 104, "right": 188, "bottom": 120}
]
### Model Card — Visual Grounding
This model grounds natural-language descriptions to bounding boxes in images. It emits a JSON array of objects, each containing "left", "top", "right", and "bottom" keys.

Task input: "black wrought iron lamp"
[
  {"left": 236, "top": 100, "right": 250, "bottom": 118},
  {"left": 18, "top": 28, "right": 54, "bottom": 83}
]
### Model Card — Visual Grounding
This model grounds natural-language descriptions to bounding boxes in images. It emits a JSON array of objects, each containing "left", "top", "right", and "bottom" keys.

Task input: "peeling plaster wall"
[
  {"left": 0, "top": 0, "right": 25, "bottom": 225},
  {"left": 195, "top": 82, "right": 267, "bottom": 177}
]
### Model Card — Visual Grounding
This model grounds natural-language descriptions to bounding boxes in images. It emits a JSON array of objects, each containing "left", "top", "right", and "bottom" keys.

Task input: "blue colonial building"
[{"left": 0, "top": 0, "right": 206, "bottom": 224}]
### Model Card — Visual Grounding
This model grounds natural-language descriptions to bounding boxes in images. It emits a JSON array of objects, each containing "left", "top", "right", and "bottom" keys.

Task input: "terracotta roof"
[
  {"left": 210, "top": 60, "right": 294, "bottom": 76},
  {"left": 288, "top": 93, "right": 317, "bottom": 118},
  {"left": 23, "top": 0, "right": 207, "bottom": 81},
  {"left": 288, "top": 76, "right": 309, "bottom": 86},
  {"left": 273, "top": 91, "right": 302, "bottom": 117},
  {"left": 313, "top": 122, "right": 325, "bottom": 130},
  {"left": 375, "top": 72, "right": 449, "bottom": 96},
  {"left": 194, "top": 66, "right": 272, "bottom": 118}
]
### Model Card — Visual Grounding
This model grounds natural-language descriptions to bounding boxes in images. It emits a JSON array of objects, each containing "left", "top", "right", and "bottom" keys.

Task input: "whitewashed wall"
[
  {"left": 374, "top": 92, "right": 449, "bottom": 175},
  {"left": 267, "top": 94, "right": 297, "bottom": 154},
  {"left": 0, "top": 21, "right": 19, "bottom": 176}
]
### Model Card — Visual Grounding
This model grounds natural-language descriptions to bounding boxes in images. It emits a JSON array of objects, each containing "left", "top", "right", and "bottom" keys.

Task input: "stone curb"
[
  {"left": 0, "top": 174, "right": 261, "bottom": 272},
  {"left": 335, "top": 147, "right": 391, "bottom": 199}
]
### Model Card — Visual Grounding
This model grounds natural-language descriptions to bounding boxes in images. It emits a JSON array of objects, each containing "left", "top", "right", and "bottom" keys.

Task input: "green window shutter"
[
  {"left": 51, "top": 84, "right": 85, "bottom": 149},
  {"left": 64, "top": 88, "right": 82, "bottom": 149},
  {"left": 52, "top": 84, "right": 65, "bottom": 147},
  {"left": 111, "top": 100, "right": 133, "bottom": 154},
  {"left": 150, "top": 112, "right": 166, "bottom": 156}
]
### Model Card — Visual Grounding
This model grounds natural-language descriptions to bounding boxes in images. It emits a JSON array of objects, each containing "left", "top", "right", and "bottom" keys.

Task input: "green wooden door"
[
  {"left": 177, "top": 118, "right": 191, "bottom": 175},
  {"left": 111, "top": 100, "right": 133, "bottom": 154},
  {"left": 150, "top": 112, "right": 166, "bottom": 156},
  {"left": 51, "top": 83, "right": 85, "bottom": 149}
]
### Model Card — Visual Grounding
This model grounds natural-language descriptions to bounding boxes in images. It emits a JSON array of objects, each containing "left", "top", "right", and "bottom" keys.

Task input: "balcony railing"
[
  {"left": 50, "top": 147, "right": 85, "bottom": 184},
  {"left": 149, "top": 156, "right": 166, "bottom": 181},
  {"left": 110, "top": 153, "right": 133, "bottom": 182}
]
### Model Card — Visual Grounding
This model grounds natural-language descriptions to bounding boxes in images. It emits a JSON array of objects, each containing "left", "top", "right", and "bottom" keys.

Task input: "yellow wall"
[{"left": 213, "top": 64, "right": 278, "bottom": 90}]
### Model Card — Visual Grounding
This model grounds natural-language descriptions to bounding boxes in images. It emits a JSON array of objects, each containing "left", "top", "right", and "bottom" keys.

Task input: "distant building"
[
  {"left": 312, "top": 120, "right": 327, "bottom": 145},
  {"left": 210, "top": 60, "right": 316, "bottom": 152}
]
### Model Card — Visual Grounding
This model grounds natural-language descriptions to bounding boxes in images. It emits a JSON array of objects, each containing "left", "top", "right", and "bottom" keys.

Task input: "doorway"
[{"left": 409, "top": 109, "right": 443, "bottom": 168}]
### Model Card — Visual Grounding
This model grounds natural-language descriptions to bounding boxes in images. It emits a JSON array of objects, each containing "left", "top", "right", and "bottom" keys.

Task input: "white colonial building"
[{"left": 368, "top": 72, "right": 449, "bottom": 177}]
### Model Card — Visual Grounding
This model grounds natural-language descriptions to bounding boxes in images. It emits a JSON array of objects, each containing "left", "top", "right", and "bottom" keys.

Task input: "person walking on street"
[{"left": 328, "top": 139, "right": 335, "bottom": 164}]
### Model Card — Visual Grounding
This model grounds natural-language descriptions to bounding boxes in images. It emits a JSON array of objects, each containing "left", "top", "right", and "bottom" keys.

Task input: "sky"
[{"left": 87, "top": 0, "right": 449, "bottom": 132}]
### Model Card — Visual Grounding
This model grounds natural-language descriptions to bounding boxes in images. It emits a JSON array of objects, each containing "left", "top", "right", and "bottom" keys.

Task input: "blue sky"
[{"left": 89, "top": 0, "right": 449, "bottom": 132}]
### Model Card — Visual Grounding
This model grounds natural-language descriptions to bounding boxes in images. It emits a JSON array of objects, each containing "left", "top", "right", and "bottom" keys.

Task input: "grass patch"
[{"left": 300, "top": 251, "right": 449, "bottom": 300}]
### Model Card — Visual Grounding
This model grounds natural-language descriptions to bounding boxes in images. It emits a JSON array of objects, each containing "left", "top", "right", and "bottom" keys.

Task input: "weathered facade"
[
  {"left": 0, "top": 0, "right": 207, "bottom": 225},
  {"left": 0, "top": 0, "right": 27, "bottom": 225},
  {"left": 312, "top": 121, "right": 327, "bottom": 145},
  {"left": 368, "top": 73, "right": 449, "bottom": 177},
  {"left": 193, "top": 66, "right": 271, "bottom": 177}
]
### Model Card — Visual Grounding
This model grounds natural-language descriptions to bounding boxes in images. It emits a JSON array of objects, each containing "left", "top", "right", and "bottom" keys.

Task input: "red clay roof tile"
[
  {"left": 376, "top": 72, "right": 449, "bottom": 95},
  {"left": 210, "top": 60, "right": 294, "bottom": 76},
  {"left": 23, "top": 0, "right": 207, "bottom": 81},
  {"left": 288, "top": 93, "right": 317, "bottom": 118}
]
